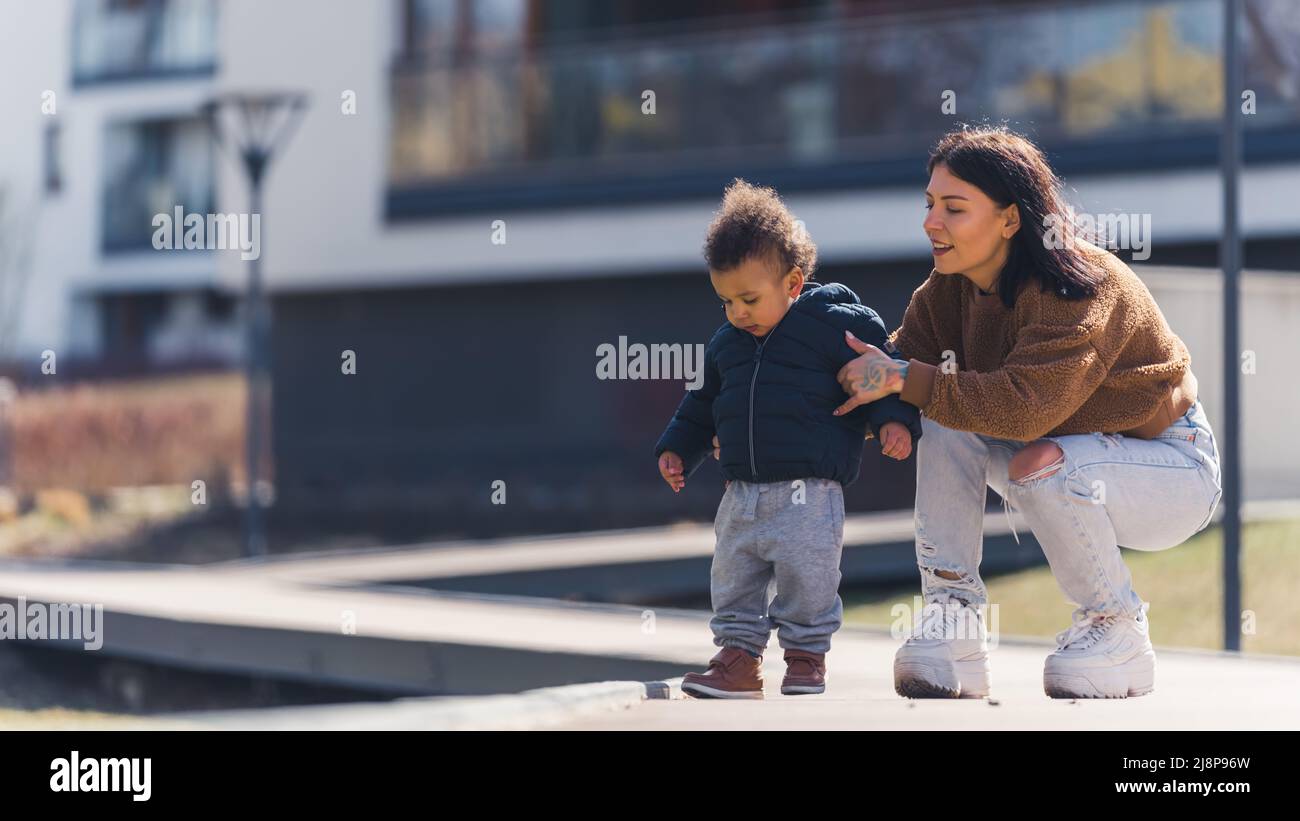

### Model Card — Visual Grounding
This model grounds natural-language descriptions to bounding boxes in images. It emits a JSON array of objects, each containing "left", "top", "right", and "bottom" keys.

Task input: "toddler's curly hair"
[{"left": 703, "top": 178, "right": 817, "bottom": 280}]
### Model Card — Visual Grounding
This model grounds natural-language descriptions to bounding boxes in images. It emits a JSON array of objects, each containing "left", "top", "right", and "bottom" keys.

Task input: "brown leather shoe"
[
  {"left": 781, "top": 649, "right": 827, "bottom": 695},
  {"left": 681, "top": 647, "right": 764, "bottom": 699}
]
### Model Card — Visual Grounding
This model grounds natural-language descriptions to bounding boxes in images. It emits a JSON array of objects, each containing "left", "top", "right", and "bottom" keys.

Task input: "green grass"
[{"left": 842, "top": 519, "right": 1300, "bottom": 655}]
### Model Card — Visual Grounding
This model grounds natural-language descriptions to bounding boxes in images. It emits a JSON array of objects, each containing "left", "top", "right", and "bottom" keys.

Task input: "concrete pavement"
[
  {"left": 2, "top": 503, "right": 1297, "bottom": 728},
  {"left": 554, "top": 626, "right": 1300, "bottom": 730}
]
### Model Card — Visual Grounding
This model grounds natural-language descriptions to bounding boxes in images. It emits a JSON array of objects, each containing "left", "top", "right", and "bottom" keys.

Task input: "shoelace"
[
  {"left": 1055, "top": 601, "right": 1148, "bottom": 651},
  {"left": 915, "top": 596, "right": 967, "bottom": 640},
  {"left": 1054, "top": 609, "right": 1116, "bottom": 651}
]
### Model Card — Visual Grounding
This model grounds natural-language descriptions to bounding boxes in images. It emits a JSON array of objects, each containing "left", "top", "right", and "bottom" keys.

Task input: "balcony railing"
[
  {"left": 72, "top": 0, "right": 217, "bottom": 85},
  {"left": 387, "top": 0, "right": 1300, "bottom": 214}
]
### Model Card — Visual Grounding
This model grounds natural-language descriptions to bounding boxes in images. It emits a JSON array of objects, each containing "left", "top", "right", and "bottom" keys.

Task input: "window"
[
  {"left": 102, "top": 117, "right": 213, "bottom": 252},
  {"left": 72, "top": 0, "right": 216, "bottom": 85}
]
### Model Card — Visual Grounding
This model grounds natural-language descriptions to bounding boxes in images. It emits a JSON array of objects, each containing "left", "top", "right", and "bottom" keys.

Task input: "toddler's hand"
[
  {"left": 879, "top": 421, "right": 913, "bottom": 461},
  {"left": 659, "top": 451, "right": 686, "bottom": 492},
  {"left": 713, "top": 438, "right": 730, "bottom": 490}
]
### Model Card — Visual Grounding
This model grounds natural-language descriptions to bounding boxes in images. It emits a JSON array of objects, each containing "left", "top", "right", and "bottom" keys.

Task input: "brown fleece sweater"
[{"left": 889, "top": 245, "right": 1197, "bottom": 441}]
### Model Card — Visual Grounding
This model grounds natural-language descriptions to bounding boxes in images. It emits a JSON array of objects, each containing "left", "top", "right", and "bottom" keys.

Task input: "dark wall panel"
[{"left": 270, "top": 261, "right": 931, "bottom": 538}]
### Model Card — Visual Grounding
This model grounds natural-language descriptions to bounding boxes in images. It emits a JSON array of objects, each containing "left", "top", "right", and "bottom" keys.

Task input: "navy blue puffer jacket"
[{"left": 654, "top": 281, "right": 922, "bottom": 487}]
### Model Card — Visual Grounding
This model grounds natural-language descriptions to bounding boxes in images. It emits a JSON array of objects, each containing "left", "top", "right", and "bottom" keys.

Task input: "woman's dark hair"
[
  {"left": 704, "top": 178, "right": 818, "bottom": 280},
  {"left": 927, "top": 124, "right": 1107, "bottom": 307}
]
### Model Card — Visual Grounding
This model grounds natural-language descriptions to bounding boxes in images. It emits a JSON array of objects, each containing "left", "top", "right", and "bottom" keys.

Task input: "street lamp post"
[
  {"left": 1220, "top": 0, "right": 1242, "bottom": 652},
  {"left": 203, "top": 92, "right": 307, "bottom": 558}
]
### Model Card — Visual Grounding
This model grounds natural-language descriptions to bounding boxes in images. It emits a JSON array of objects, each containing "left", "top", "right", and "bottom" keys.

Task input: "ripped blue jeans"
[{"left": 913, "top": 399, "right": 1223, "bottom": 619}]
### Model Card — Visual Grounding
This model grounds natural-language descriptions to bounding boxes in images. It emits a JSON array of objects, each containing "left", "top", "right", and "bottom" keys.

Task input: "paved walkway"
[{"left": 1, "top": 502, "right": 1295, "bottom": 729}]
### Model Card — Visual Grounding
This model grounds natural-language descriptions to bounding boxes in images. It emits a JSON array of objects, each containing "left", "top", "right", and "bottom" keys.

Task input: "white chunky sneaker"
[
  {"left": 894, "top": 594, "right": 991, "bottom": 699},
  {"left": 1043, "top": 601, "right": 1155, "bottom": 699}
]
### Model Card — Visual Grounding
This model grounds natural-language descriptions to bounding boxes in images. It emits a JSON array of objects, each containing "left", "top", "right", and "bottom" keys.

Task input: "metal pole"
[
  {"left": 206, "top": 94, "right": 305, "bottom": 558},
  {"left": 244, "top": 165, "right": 267, "bottom": 557},
  {"left": 1220, "top": 0, "right": 1242, "bottom": 652}
]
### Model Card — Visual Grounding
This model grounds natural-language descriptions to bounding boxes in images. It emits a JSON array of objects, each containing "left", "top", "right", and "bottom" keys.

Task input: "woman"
[{"left": 833, "top": 125, "right": 1223, "bottom": 700}]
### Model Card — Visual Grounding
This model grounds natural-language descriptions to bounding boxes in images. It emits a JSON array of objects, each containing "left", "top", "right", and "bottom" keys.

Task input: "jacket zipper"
[
  {"left": 748, "top": 342, "right": 763, "bottom": 478},
  {"left": 746, "top": 312, "right": 791, "bottom": 480}
]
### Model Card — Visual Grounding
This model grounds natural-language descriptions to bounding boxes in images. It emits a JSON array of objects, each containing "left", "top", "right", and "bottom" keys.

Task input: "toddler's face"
[{"left": 710, "top": 255, "right": 803, "bottom": 338}]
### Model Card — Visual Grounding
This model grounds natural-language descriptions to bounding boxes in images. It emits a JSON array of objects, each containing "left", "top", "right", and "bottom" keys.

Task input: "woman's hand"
[
  {"left": 833, "top": 331, "right": 907, "bottom": 416},
  {"left": 878, "top": 421, "right": 913, "bottom": 460}
]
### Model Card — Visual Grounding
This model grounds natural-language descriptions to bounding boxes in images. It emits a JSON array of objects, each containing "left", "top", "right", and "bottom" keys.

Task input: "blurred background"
[
  {"left": 0, "top": 0, "right": 1298, "bottom": 719},
  {"left": 0, "top": 0, "right": 1297, "bottom": 545}
]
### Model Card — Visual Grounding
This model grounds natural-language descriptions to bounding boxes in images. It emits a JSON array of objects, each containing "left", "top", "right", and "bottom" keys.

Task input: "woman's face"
[{"left": 924, "top": 162, "right": 1017, "bottom": 284}]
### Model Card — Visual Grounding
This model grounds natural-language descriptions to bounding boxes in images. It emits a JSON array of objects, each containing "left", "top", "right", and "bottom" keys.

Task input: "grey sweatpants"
[{"left": 709, "top": 477, "right": 846, "bottom": 656}]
